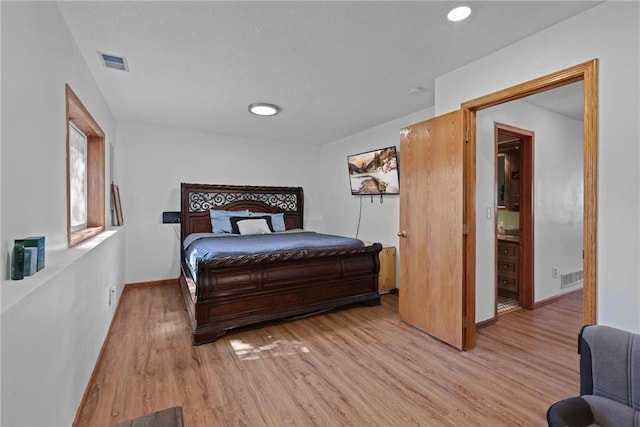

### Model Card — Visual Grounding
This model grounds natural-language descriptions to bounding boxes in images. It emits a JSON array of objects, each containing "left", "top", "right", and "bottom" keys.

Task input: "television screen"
[{"left": 347, "top": 146, "right": 400, "bottom": 195}]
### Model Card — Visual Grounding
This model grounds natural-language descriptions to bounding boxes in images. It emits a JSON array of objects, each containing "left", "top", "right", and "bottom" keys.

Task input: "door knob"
[{"left": 397, "top": 230, "right": 407, "bottom": 237}]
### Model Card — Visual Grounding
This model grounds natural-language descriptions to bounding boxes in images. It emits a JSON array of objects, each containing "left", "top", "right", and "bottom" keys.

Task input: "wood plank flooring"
[{"left": 75, "top": 284, "right": 582, "bottom": 426}]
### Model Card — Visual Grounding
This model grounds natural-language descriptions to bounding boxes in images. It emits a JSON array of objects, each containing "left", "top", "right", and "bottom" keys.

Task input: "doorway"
[
  {"left": 495, "top": 123, "right": 534, "bottom": 317},
  {"left": 462, "top": 60, "right": 597, "bottom": 349}
]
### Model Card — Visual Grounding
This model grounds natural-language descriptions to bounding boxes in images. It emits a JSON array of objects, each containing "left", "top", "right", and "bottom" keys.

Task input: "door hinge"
[
  {"left": 463, "top": 316, "right": 469, "bottom": 329},
  {"left": 463, "top": 224, "right": 470, "bottom": 235},
  {"left": 464, "top": 130, "right": 470, "bottom": 143}
]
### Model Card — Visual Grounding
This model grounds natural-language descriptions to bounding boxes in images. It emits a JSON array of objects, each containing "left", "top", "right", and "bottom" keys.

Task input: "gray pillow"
[{"left": 209, "top": 209, "right": 251, "bottom": 233}]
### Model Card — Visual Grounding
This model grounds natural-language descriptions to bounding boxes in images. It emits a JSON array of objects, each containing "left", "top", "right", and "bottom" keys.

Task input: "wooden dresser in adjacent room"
[{"left": 497, "top": 238, "right": 519, "bottom": 300}]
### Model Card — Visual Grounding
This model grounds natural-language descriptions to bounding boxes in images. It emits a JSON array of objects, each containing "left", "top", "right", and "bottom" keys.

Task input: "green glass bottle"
[{"left": 12, "top": 239, "right": 25, "bottom": 280}]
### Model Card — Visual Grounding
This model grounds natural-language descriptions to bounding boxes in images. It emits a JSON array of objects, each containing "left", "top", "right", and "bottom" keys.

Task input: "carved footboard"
[{"left": 187, "top": 244, "right": 381, "bottom": 345}]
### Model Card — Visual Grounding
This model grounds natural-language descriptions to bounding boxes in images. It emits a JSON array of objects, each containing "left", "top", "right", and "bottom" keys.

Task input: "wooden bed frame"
[{"left": 179, "top": 183, "right": 381, "bottom": 345}]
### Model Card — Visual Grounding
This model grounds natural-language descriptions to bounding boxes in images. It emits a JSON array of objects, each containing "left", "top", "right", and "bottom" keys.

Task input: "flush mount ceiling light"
[
  {"left": 248, "top": 103, "right": 281, "bottom": 116},
  {"left": 447, "top": 5, "right": 472, "bottom": 22}
]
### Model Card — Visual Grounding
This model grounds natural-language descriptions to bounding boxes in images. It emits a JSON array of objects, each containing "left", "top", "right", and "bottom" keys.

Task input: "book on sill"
[
  {"left": 23, "top": 247, "right": 37, "bottom": 276},
  {"left": 24, "top": 236, "right": 45, "bottom": 271}
]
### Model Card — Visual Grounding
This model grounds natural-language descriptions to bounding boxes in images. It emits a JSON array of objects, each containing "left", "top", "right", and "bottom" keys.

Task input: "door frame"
[
  {"left": 495, "top": 123, "right": 535, "bottom": 312},
  {"left": 461, "top": 59, "right": 598, "bottom": 349}
]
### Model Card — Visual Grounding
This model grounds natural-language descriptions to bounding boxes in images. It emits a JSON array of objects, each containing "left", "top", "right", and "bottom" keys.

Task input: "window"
[
  {"left": 66, "top": 84, "right": 105, "bottom": 247},
  {"left": 68, "top": 122, "right": 88, "bottom": 231}
]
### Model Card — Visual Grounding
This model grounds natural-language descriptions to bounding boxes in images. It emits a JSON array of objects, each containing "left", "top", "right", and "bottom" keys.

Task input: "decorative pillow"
[
  {"left": 249, "top": 212, "right": 286, "bottom": 232},
  {"left": 209, "top": 209, "right": 251, "bottom": 233},
  {"left": 230, "top": 216, "right": 274, "bottom": 235}
]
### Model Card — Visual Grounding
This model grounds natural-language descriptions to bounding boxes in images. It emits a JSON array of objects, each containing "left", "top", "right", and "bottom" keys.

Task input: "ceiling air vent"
[{"left": 99, "top": 52, "right": 129, "bottom": 72}]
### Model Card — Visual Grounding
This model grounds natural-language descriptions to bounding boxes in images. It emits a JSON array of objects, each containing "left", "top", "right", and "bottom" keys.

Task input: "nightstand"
[
  {"left": 378, "top": 245, "right": 396, "bottom": 293},
  {"left": 362, "top": 242, "right": 396, "bottom": 293}
]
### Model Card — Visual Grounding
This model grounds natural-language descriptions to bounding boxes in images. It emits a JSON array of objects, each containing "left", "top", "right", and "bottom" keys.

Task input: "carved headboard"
[{"left": 180, "top": 183, "right": 304, "bottom": 245}]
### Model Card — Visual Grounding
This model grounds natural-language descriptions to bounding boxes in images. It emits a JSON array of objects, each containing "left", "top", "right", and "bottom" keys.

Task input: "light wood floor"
[{"left": 75, "top": 284, "right": 582, "bottom": 426}]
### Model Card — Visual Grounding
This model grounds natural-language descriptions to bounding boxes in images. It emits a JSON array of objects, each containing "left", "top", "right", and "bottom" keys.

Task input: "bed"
[{"left": 179, "top": 183, "right": 382, "bottom": 345}]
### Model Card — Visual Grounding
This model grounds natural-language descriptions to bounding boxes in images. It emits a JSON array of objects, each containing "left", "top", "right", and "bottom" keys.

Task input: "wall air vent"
[
  {"left": 99, "top": 52, "right": 129, "bottom": 72},
  {"left": 561, "top": 270, "right": 583, "bottom": 288}
]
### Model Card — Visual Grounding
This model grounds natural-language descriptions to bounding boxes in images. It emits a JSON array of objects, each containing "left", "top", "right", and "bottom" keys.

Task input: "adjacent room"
[{"left": 2, "top": 1, "right": 639, "bottom": 426}]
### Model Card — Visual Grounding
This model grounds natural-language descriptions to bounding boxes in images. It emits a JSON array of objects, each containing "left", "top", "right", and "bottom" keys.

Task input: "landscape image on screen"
[{"left": 347, "top": 146, "right": 399, "bottom": 195}]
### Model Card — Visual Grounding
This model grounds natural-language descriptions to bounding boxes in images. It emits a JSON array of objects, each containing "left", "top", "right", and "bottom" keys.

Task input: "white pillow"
[
  {"left": 237, "top": 218, "right": 272, "bottom": 235},
  {"left": 248, "top": 212, "right": 286, "bottom": 231}
]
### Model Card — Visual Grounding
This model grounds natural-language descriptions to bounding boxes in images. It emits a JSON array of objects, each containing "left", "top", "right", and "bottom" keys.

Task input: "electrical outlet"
[
  {"left": 486, "top": 207, "right": 492, "bottom": 219},
  {"left": 552, "top": 267, "right": 558, "bottom": 279},
  {"left": 108, "top": 286, "right": 116, "bottom": 306}
]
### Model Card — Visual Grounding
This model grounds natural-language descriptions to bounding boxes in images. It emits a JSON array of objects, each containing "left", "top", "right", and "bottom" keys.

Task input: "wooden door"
[{"left": 398, "top": 110, "right": 466, "bottom": 350}]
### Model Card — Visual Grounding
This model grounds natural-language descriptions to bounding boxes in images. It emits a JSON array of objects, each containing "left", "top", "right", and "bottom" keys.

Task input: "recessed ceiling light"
[
  {"left": 447, "top": 5, "right": 472, "bottom": 22},
  {"left": 248, "top": 103, "right": 280, "bottom": 116}
]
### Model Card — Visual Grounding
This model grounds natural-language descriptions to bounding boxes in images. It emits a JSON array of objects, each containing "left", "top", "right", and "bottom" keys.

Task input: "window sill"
[
  {"left": 69, "top": 226, "right": 104, "bottom": 247},
  {"left": 1, "top": 227, "right": 123, "bottom": 314}
]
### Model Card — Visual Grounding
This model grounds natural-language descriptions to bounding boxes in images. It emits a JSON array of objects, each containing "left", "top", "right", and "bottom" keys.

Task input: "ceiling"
[
  {"left": 57, "top": 1, "right": 597, "bottom": 146},
  {"left": 522, "top": 81, "right": 584, "bottom": 122}
]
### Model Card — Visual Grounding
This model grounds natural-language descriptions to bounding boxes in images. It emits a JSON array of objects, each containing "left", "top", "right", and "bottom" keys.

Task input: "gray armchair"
[{"left": 547, "top": 324, "right": 640, "bottom": 427}]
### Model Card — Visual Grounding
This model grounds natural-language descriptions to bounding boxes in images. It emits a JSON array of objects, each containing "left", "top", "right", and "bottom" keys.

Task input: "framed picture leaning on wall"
[{"left": 111, "top": 182, "right": 123, "bottom": 226}]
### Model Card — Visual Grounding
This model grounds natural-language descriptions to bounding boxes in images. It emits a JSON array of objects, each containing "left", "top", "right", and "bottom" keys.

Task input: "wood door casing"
[
  {"left": 495, "top": 123, "right": 535, "bottom": 312},
  {"left": 463, "top": 59, "right": 597, "bottom": 327},
  {"left": 399, "top": 110, "right": 465, "bottom": 350}
]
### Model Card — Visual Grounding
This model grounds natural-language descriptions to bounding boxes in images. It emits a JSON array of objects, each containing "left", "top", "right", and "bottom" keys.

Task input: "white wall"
[
  {"left": 435, "top": 2, "right": 640, "bottom": 331},
  {"left": 1, "top": 231, "right": 125, "bottom": 427},
  {"left": 117, "top": 121, "right": 321, "bottom": 283},
  {"left": 1, "top": 3, "right": 125, "bottom": 426},
  {"left": 2, "top": 3, "right": 638, "bottom": 424},
  {"left": 318, "top": 107, "right": 434, "bottom": 284},
  {"left": 475, "top": 100, "right": 583, "bottom": 321}
]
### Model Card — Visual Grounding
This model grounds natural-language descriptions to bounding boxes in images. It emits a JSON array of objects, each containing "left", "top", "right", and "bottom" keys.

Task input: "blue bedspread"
[{"left": 184, "top": 231, "right": 364, "bottom": 278}]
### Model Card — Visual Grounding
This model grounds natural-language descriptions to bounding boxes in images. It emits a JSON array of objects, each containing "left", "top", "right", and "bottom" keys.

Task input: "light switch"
[{"left": 486, "top": 207, "right": 492, "bottom": 219}]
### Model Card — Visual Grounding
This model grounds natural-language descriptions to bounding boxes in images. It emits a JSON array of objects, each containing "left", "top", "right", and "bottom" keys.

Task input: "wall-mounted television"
[{"left": 347, "top": 146, "right": 400, "bottom": 195}]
